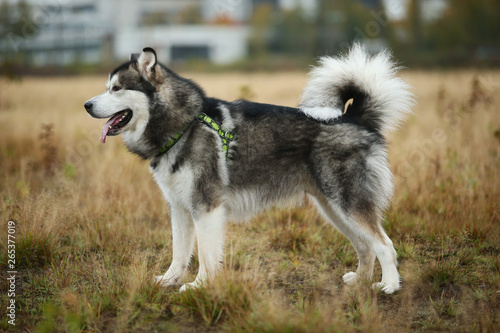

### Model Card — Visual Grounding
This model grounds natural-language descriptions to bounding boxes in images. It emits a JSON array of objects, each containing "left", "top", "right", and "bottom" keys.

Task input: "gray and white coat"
[{"left": 84, "top": 44, "right": 413, "bottom": 293}]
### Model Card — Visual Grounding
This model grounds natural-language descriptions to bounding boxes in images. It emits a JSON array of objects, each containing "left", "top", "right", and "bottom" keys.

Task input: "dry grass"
[{"left": 0, "top": 69, "right": 499, "bottom": 332}]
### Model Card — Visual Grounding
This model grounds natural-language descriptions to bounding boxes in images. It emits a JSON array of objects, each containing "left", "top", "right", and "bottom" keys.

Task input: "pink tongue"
[{"left": 100, "top": 114, "right": 122, "bottom": 143}]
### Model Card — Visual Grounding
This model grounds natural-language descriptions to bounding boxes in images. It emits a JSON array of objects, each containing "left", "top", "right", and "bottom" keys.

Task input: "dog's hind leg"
[
  {"left": 156, "top": 204, "right": 195, "bottom": 287},
  {"left": 311, "top": 194, "right": 400, "bottom": 294},
  {"left": 370, "top": 230, "right": 400, "bottom": 293},
  {"left": 311, "top": 195, "right": 376, "bottom": 283},
  {"left": 180, "top": 205, "right": 226, "bottom": 292}
]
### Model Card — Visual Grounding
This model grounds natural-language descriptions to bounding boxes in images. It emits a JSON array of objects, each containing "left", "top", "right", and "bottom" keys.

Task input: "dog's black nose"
[{"left": 84, "top": 101, "right": 93, "bottom": 112}]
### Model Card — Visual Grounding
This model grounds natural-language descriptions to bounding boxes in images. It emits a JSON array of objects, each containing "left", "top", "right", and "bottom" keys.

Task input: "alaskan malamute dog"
[{"left": 84, "top": 44, "right": 413, "bottom": 294}]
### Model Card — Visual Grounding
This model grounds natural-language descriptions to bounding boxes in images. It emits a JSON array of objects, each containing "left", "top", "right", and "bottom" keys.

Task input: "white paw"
[
  {"left": 155, "top": 274, "right": 179, "bottom": 287},
  {"left": 343, "top": 271, "right": 358, "bottom": 286},
  {"left": 179, "top": 280, "right": 201, "bottom": 292},
  {"left": 372, "top": 282, "right": 400, "bottom": 294}
]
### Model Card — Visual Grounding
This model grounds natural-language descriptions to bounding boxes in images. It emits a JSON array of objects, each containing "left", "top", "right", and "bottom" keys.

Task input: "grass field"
[{"left": 0, "top": 69, "right": 499, "bottom": 332}]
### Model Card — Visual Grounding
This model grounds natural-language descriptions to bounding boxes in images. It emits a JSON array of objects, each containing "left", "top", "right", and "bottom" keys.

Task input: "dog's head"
[{"left": 84, "top": 48, "right": 205, "bottom": 158}]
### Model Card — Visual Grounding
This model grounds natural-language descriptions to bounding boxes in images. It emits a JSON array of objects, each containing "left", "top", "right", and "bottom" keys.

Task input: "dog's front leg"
[
  {"left": 179, "top": 205, "right": 226, "bottom": 292},
  {"left": 156, "top": 204, "right": 195, "bottom": 287}
]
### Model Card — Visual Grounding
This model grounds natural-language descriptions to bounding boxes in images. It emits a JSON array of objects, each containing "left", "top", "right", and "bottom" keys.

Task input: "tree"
[
  {"left": 271, "top": 7, "right": 317, "bottom": 57},
  {"left": 432, "top": 0, "right": 500, "bottom": 62},
  {"left": 313, "top": 0, "right": 378, "bottom": 55},
  {"left": 0, "top": 1, "right": 37, "bottom": 60},
  {"left": 407, "top": 0, "right": 422, "bottom": 49},
  {"left": 248, "top": 3, "right": 274, "bottom": 58},
  {"left": 0, "top": 0, "right": 11, "bottom": 38},
  {"left": 388, "top": 0, "right": 500, "bottom": 66}
]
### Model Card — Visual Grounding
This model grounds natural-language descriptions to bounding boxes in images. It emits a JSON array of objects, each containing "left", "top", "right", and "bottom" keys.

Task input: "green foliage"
[
  {"left": 389, "top": 0, "right": 500, "bottom": 66},
  {"left": 430, "top": 295, "right": 459, "bottom": 318},
  {"left": 0, "top": 0, "right": 35, "bottom": 39},
  {"left": 247, "top": 0, "right": 500, "bottom": 67},
  {"left": 170, "top": 278, "right": 255, "bottom": 326},
  {"left": 0, "top": 0, "right": 39, "bottom": 69},
  {"left": 270, "top": 222, "right": 309, "bottom": 254},
  {"left": 248, "top": 3, "right": 275, "bottom": 58},
  {"left": 271, "top": 8, "right": 318, "bottom": 57},
  {"left": 433, "top": 0, "right": 500, "bottom": 51},
  {"left": 15, "top": 232, "right": 53, "bottom": 268},
  {"left": 36, "top": 302, "right": 87, "bottom": 333},
  {"left": 395, "top": 238, "right": 417, "bottom": 260},
  {"left": 249, "top": 1, "right": 376, "bottom": 61},
  {"left": 36, "top": 303, "right": 60, "bottom": 333},
  {"left": 64, "top": 163, "right": 76, "bottom": 180},
  {"left": 420, "top": 257, "right": 465, "bottom": 296}
]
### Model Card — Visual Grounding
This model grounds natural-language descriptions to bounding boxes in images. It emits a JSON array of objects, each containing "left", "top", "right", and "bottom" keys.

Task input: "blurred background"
[
  {"left": 0, "top": 0, "right": 499, "bottom": 75},
  {"left": 1, "top": 2, "right": 499, "bottom": 331}
]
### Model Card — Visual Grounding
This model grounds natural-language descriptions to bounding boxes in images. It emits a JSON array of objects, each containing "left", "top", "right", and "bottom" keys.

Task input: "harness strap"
[
  {"left": 156, "top": 113, "right": 234, "bottom": 158},
  {"left": 197, "top": 113, "right": 234, "bottom": 159},
  {"left": 156, "top": 121, "right": 194, "bottom": 157}
]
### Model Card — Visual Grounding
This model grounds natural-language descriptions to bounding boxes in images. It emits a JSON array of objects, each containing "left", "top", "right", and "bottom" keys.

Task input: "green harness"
[{"left": 156, "top": 113, "right": 234, "bottom": 158}]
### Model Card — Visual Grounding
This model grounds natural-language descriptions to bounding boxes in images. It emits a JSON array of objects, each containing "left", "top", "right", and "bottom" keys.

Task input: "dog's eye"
[{"left": 112, "top": 86, "right": 122, "bottom": 92}]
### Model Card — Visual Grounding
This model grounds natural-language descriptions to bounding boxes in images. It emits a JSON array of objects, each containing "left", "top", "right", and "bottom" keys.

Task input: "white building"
[
  {"left": 0, "top": 0, "right": 252, "bottom": 65},
  {"left": 115, "top": 25, "right": 249, "bottom": 65},
  {"left": 114, "top": 0, "right": 249, "bottom": 64}
]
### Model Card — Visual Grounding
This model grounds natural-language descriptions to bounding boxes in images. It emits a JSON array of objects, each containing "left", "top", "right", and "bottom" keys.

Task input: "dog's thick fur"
[{"left": 84, "top": 44, "right": 413, "bottom": 293}]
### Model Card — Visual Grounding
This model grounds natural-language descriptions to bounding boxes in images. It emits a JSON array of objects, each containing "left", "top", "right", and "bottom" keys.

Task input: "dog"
[{"left": 84, "top": 44, "right": 413, "bottom": 294}]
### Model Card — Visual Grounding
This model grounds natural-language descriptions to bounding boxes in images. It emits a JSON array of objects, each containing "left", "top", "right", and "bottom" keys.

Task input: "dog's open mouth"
[{"left": 100, "top": 109, "right": 133, "bottom": 143}]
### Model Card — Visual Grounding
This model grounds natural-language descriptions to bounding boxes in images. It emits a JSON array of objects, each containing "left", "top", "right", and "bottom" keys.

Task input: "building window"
[
  {"left": 71, "top": 4, "right": 96, "bottom": 14},
  {"left": 171, "top": 45, "right": 209, "bottom": 62}
]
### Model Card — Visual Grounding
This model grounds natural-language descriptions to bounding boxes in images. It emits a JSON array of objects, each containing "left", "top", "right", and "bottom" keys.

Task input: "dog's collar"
[{"left": 156, "top": 113, "right": 234, "bottom": 158}]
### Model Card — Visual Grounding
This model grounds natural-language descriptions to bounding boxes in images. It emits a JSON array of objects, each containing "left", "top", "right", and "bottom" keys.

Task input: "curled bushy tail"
[{"left": 300, "top": 43, "right": 414, "bottom": 137}]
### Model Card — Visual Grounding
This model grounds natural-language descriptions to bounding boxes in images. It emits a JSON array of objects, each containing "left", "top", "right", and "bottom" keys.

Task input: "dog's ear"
[
  {"left": 129, "top": 53, "right": 140, "bottom": 61},
  {"left": 137, "top": 47, "right": 159, "bottom": 81}
]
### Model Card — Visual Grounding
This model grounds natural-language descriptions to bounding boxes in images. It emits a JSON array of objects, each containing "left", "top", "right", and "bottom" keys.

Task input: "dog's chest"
[{"left": 150, "top": 158, "right": 194, "bottom": 205}]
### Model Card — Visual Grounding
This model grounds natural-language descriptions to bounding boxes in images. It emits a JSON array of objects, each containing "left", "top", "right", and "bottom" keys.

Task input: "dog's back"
[{"left": 196, "top": 44, "right": 413, "bottom": 232}]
